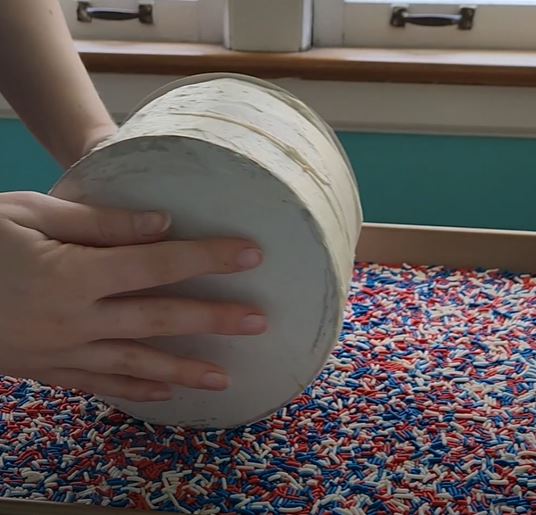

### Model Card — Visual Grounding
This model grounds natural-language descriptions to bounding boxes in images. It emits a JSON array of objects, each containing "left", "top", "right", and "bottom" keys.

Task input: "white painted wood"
[
  {"left": 50, "top": 74, "right": 362, "bottom": 428},
  {"left": 316, "top": 0, "right": 536, "bottom": 50},
  {"left": 302, "top": 0, "right": 314, "bottom": 50},
  {"left": 58, "top": 0, "right": 536, "bottom": 50},
  {"left": 198, "top": 0, "right": 225, "bottom": 44},
  {"left": 59, "top": 0, "right": 221, "bottom": 43},
  {"left": 313, "top": 0, "right": 345, "bottom": 46},
  {"left": 224, "top": 0, "right": 312, "bottom": 51},
  {"left": 273, "top": 79, "right": 536, "bottom": 137},
  {"left": 3, "top": 75, "right": 535, "bottom": 138}
]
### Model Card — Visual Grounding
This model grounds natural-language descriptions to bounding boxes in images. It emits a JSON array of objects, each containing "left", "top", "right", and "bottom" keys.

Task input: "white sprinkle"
[
  {"left": 44, "top": 474, "right": 58, "bottom": 485},
  {"left": 512, "top": 465, "right": 531, "bottom": 475},
  {"left": 249, "top": 502, "right": 274, "bottom": 510},
  {"left": 320, "top": 494, "right": 344, "bottom": 506},
  {"left": 143, "top": 421, "right": 156, "bottom": 433},
  {"left": 235, "top": 498, "right": 251, "bottom": 509},
  {"left": 151, "top": 493, "right": 168, "bottom": 504},
  {"left": 393, "top": 492, "right": 415, "bottom": 500}
]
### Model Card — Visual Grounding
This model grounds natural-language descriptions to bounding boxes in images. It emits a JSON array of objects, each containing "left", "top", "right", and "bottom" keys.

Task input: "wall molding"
[{"left": 1, "top": 74, "right": 536, "bottom": 138}]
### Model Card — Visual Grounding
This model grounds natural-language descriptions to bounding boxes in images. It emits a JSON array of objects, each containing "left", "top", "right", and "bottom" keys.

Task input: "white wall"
[{"left": 1, "top": 74, "right": 536, "bottom": 138}]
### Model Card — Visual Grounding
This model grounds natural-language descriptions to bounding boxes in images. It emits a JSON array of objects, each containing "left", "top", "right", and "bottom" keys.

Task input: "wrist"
[{"left": 80, "top": 122, "right": 118, "bottom": 160}]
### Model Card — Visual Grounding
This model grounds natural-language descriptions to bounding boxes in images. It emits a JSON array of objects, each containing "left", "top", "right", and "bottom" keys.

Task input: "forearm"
[{"left": 0, "top": 0, "right": 116, "bottom": 169}]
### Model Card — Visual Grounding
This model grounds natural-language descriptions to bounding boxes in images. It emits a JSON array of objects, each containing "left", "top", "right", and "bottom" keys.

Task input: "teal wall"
[
  {"left": 1, "top": 119, "right": 535, "bottom": 231},
  {"left": 0, "top": 119, "right": 61, "bottom": 193},
  {"left": 338, "top": 132, "right": 536, "bottom": 232}
]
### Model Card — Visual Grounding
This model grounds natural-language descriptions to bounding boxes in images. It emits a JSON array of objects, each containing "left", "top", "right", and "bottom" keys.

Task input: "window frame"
[
  {"left": 313, "top": 0, "right": 536, "bottom": 50},
  {"left": 61, "top": 0, "right": 536, "bottom": 51},
  {"left": 59, "top": 0, "right": 224, "bottom": 43}
]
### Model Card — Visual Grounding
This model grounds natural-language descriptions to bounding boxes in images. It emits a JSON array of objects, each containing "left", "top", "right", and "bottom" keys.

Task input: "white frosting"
[
  {"left": 51, "top": 75, "right": 362, "bottom": 428},
  {"left": 98, "top": 79, "right": 361, "bottom": 291}
]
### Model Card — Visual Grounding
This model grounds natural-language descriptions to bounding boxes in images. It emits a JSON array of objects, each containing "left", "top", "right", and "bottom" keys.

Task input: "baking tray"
[{"left": 0, "top": 222, "right": 534, "bottom": 514}]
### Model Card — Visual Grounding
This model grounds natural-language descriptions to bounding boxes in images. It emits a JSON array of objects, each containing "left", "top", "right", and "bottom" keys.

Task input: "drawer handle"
[
  {"left": 77, "top": 1, "right": 153, "bottom": 24},
  {"left": 390, "top": 5, "right": 476, "bottom": 30}
]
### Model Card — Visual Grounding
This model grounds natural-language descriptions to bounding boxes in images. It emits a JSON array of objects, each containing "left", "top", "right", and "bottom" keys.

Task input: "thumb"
[{"left": 1, "top": 192, "right": 171, "bottom": 246}]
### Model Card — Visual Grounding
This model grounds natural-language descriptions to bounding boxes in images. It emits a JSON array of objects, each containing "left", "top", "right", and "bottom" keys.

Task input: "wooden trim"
[
  {"left": 0, "top": 498, "right": 143, "bottom": 514},
  {"left": 76, "top": 40, "right": 536, "bottom": 87},
  {"left": 357, "top": 223, "right": 536, "bottom": 274}
]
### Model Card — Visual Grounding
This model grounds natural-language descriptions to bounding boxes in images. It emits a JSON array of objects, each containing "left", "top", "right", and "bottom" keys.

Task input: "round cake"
[{"left": 50, "top": 73, "right": 362, "bottom": 428}]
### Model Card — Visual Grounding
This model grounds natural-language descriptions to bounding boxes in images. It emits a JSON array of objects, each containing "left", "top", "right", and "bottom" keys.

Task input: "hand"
[{"left": 0, "top": 192, "right": 265, "bottom": 401}]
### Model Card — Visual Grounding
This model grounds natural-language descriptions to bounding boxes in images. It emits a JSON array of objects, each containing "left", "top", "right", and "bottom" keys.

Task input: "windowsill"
[{"left": 76, "top": 40, "right": 536, "bottom": 87}]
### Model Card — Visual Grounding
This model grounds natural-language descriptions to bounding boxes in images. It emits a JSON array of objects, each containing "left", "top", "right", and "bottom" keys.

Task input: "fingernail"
[
  {"left": 200, "top": 372, "right": 230, "bottom": 391},
  {"left": 149, "top": 388, "right": 172, "bottom": 401},
  {"left": 240, "top": 314, "right": 267, "bottom": 333},
  {"left": 237, "top": 248, "right": 262, "bottom": 269},
  {"left": 135, "top": 211, "right": 171, "bottom": 236}
]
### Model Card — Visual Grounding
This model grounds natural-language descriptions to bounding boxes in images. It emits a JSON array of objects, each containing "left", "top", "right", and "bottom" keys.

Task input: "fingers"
[
  {"left": 84, "top": 238, "right": 263, "bottom": 297},
  {"left": 1, "top": 191, "right": 170, "bottom": 246},
  {"left": 32, "top": 368, "right": 173, "bottom": 402},
  {"left": 59, "top": 340, "right": 230, "bottom": 391},
  {"left": 90, "top": 297, "right": 267, "bottom": 340}
]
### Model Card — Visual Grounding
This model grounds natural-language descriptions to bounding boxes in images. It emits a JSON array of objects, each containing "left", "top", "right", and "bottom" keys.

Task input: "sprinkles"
[{"left": 0, "top": 262, "right": 535, "bottom": 514}]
